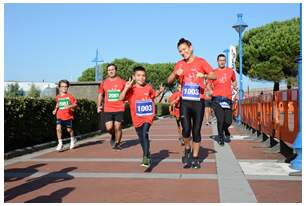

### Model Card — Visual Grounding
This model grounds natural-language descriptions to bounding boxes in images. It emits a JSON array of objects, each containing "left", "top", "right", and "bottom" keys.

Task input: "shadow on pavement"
[
  {"left": 120, "top": 139, "right": 139, "bottom": 149},
  {"left": 5, "top": 163, "right": 46, "bottom": 182},
  {"left": 25, "top": 187, "right": 75, "bottom": 203},
  {"left": 5, "top": 167, "right": 77, "bottom": 202}
]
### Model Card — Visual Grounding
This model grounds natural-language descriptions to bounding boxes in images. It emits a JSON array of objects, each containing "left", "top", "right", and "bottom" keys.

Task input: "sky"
[{"left": 4, "top": 3, "right": 300, "bottom": 89}]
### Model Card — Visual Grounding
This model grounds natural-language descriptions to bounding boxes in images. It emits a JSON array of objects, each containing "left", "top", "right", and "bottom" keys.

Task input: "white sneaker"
[
  {"left": 56, "top": 143, "right": 63, "bottom": 151},
  {"left": 70, "top": 137, "right": 77, "bottom": 149}
]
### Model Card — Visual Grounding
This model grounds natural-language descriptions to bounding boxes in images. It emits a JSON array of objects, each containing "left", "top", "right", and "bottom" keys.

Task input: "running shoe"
[
  {"left": 182, "top": 149, "right": 192, "bottom": 168},
  {"left": 56, "top": 143, "right": 63, "bottom": 151},
  {"left": 70, "top": 137, "right": 77, "bottom": 149},
  {"left": 141, "top": 156, "right": 151, "bottom": 168},
  {"left": 110, "top": 134, "right": 116, "bottom": 147},
  {"left": 191, "top": 158, "right": 201, "bottom": 169},
  {"left": 112, "top": 142, "right": 122, "bottom": 150}
]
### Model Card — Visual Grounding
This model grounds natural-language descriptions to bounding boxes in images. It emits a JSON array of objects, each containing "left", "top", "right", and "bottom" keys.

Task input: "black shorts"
[
  {"left": 104, "top": 112, "right": 124, "bottom": 123},
  {"left": 204, "top": 99, "right": 212, "bottom": 107},
  {"left": 56, "top": 119, "right": 73, "bottom": 128}
]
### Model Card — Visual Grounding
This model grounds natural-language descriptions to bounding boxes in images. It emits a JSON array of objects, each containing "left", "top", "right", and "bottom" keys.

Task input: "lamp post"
[
  {"left": 223, "top": 49, "right": 229, "bottom": 67},
  {"left": 92, "top": 49, "right": 103, "bottom": 82},
  {"left": 232, "top": 13, "right": 248, "bottom": 125},
  {"left": 290, "top": 3, "right": 302, "bottom": 172}
]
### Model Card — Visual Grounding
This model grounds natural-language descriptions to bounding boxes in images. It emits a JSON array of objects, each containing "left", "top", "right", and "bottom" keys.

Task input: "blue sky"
[{"left": 4, "top": 3, "right": 299, "bottom": 89}]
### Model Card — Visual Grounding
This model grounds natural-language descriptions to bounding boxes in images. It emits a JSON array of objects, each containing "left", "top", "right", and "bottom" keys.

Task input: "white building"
[{"left": 4, "top": 81, "right": 57, "bottom": 97}]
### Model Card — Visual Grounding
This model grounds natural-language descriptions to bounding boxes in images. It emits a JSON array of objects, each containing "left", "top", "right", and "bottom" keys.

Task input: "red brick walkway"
[{"left": 4, "top": 117, "right": 302, "bottom": 203}]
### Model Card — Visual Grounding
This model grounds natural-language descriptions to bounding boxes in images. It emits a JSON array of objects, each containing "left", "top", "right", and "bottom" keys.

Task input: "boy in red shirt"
[
  {"left": 212, "top": 54, "right": 238, "bottom": 146},
  {"left": 52, "top": 80, "right": 77, "bottom": 151},
  {"left": 168, "top": 84, "right": 184, "bottom": 145},
  {"left": 119, "top": 66, "right": 164, "bottom": 168},
  {"left": 97, "top": 64, "right": 126, "bottom": 150}
]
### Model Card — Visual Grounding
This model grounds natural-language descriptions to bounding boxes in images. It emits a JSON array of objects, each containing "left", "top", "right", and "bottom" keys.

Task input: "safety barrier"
[{"left": 238, "top": 89, "right": 299, "bottom": 145}]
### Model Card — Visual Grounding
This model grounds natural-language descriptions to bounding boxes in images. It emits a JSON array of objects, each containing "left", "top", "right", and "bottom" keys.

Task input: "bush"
[
  {"left": 4, "top": 97, "right": 169, "bottom": 152},
  {"left": 4, "top": 97, "right": 99, "bottom": 152}
]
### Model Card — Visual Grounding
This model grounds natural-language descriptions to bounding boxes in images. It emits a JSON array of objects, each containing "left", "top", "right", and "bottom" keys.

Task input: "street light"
[
  {"left": 92, "top": 49, "right": 103, "bottom": 82},
  {"left": 232, "top": 13, "right": 248, "bottom": 125}
]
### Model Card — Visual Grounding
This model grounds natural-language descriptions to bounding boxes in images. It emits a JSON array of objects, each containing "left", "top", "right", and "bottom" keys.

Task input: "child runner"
[
  {"left": 119, "top": 66, "right": 164, "bottom": 168},
  {"left": 168, "top": 84, "right": 184, "bottom": 145},
  {"left": 52, "top": 80, "right": 77, "bottom": 151}
]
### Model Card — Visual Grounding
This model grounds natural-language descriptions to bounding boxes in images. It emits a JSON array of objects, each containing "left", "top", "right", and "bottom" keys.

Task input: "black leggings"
[
  {"left": 212, "top": 100, "right": 233, "bottom": 137},
  {"left": 135, "top": 123, "right": 151, "bottom": 157},
  {"left": 176, "top": 118, "right": 181, "bottom": 128},
  {"left": 180, "top": 99, "right": 205, "bottom": 143}
]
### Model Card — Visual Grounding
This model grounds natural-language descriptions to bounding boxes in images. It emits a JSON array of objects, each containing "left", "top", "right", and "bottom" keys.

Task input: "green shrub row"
[{"left": 5, "top": 97, "right": 169, "bottom": 152}]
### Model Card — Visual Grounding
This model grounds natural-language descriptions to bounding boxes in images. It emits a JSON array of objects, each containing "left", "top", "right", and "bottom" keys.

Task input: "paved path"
[{"left": 4, "top": 117, "right": 302, "bottom": 203}]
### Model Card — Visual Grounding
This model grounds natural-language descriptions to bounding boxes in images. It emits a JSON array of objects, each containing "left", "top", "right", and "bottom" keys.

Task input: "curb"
[{"left": 4, "top": 130, "right": 102, "bottom": 160}]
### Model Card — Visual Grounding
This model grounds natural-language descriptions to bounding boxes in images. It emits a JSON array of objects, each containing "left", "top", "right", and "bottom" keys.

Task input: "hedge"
[
  {"left": 4, "top": 97, "right": 100, "bottom": 152},
  {"left": 5, "top": 97, "right": 169, "bottom": 152}
]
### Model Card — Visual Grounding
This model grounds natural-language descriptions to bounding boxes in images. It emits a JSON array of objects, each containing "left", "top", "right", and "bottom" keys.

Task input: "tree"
[
  {"left": 5, "top": 83, "right": 24, "bottom": 97},
  {"left": 28, "top": 84, "right": 41, "bottom": 98},
  {"left": 78, "top": 67, "right": 95, "bottom": 81},
  {"left": 78, "top": 58, "right": 175, "bottom": 89},
  {"left": 236, "top": 18, "right": 300, "bottom": 91}
]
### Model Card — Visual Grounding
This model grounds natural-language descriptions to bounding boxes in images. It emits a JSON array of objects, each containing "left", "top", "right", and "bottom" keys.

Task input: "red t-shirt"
[
  {"left": 56, "top": 93, "right": 77, "bottom": 120},
  {"left": 98, "top": 76, "right": 126, "bottom": 112},
  {"left": 174, "top": 57, "right": 213, "bottom": 100},
  {"left": 125, "top": 84, "right": 156, "bottom": 128},
  {"left": 169, "top": 91, "right": 181, "bottom": 118},
  {"left": 212, "top": 67, "right": 236, "bottom": 100}
]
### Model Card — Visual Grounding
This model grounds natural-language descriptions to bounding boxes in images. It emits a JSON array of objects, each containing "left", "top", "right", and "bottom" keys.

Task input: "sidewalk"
[{"left": 4, "top": 117, "right": 302, "bottom": 203}]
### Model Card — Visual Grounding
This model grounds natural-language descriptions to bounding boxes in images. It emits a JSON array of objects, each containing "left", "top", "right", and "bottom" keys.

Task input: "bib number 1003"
[
  {"left": 182, "top": 84, "right": 200, "bottom": 101},
  {"left": 136, "top": 100, "right": 153, "bottom": 116}
]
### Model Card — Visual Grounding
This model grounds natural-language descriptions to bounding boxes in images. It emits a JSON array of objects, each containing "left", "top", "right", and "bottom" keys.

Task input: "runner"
[
  {"left": 168, "top": 84, "right": 184, "bottom": 145},
  {"left": 167, "top": 38, "right": 216, "bottom": 169},
  {"left": 52, "top": 80, "right": 78, "bottom": 151},
  {"left": 97, "top": 64, "right": 126, "bottom": 150},
  {"left": 211, "top": 54, "right": 238, "bottom": 146},
  {"left": 119, "top": 66, "right": 165, "bottom": 168}
]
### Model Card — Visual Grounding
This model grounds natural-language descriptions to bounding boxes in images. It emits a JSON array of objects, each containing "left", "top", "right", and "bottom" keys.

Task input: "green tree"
[
  {"left": 236, "top": 18, "right": 300, "bottom": 90},
  {"left": 28, "top": 84, "right": 41, "bottom": 98},
  {"left": 5, "top": 83, "right": 24, "bottom": 97},
  {"left": 78, "top": 67, "right": 95, "bottom": 81}
]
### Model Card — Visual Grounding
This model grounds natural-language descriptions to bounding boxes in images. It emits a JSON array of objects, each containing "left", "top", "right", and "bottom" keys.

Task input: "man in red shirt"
[
  {"left": 168, "top": 84, "right": 184, "bottom": 145},
  {"left": 212, "top": 54, "right": 238, "bottom": 146},
  {"left": 52, "top": 80, "right": 78, "bottom": 151},
  {"left": 97, "top": 64, "right": 126, "bottom": 150},
  {"left": 119, "top": 66, "right": 164, "bottom": 168},
  {"left": 167, "top": 38, "right": 216, "bottom": 169}
]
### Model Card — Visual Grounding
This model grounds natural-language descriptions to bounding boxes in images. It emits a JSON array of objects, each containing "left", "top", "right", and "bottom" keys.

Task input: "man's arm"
[{"left": 97, "top": 93, "right": 103, "bottom": 113}]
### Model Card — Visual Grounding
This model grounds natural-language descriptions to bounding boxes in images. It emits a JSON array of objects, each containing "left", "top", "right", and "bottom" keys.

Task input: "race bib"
[
  {"left": 182, "top": 83, "right": 200, "bottom": 101},
  {"left": 58, "top": 98, "right": 71, "bottom": 110},
  {"left": 219, "top": 101, "right": 230, "bottom": 109},
  {"left": 108, "top": 90, "right": 120, "bottom": 102},
  {"left": 136, "top": 100, "right": 153, "bottom": 116}
]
